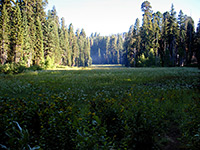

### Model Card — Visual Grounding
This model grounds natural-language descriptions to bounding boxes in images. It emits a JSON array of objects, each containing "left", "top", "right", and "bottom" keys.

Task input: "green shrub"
[
  {"left": 28, "top": 65, "right": 43, "bottom": 71},
  {"left": 0, "top": 63, "right": 27, "bottom": 74}
]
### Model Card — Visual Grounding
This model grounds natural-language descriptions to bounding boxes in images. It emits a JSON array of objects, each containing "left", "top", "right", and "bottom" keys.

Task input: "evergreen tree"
[
  {"left": 117, "top": 34, "right": 124, "bottom": 64},
  {"left": 68, "top": 23, "right": 74, "bottom": 66},
  {"left": 168, "top": 4, "right": 178, "bottom": 66},
  {"left": 59, "top": 17, "right": 68, "bottom": 65},
  {"left": 51, "top": 7, "right": 61, "bottom": 64},
  {"left": 185, "top": 17, "right": 195, "bottom": 65},
  {"left": 0, "top": 4, "right": 9, "bottom": 64},
  {"left": 161, "top": 11, "right": 170, "bottom": 66},
  {"left": 85, "top": 37, "right": 91, "bottom": 66},
  {"left": 177, "top": 10, "right": 186, "bottom": 66},
  {"left": 22, "top": 10, "right": 32, "bottom": 67},
  {"left": 105, "top": 36, "right": 110, "bottom": 64},
  {"left": 195, "top": 20, "right": 200, "bottom": 68},
  {"left": 140, "top": 1, "right": 154, "bottom": 62},
  {"left": 152, "top": 12, "right": 162, "bottom": 66},
  {"left": 43, "top": 10, "right": 55, "bottom": 67},
  {"left": 79, "top": 29, "right": 86, "bottom": 66},
  {"left": 34, "top": 16, "right": 44, "bottom": 65},
  {"left": 60, "top": 17, "right": 70, "bottom": 66},
  {"left": 10, "top": 3, "right": 23, "bottom": 63}
]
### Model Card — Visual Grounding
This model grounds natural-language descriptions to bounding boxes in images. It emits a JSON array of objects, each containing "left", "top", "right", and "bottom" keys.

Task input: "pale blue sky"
[{"left": 46, "top": 0, "right": 200, "bottom": 36}]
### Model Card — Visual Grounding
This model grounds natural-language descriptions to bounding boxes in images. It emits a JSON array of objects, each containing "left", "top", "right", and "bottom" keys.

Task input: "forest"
[
  {"left": 1, "top": 1, "right": 200, "bottom": 150},
  {"left": 0, "top": 0, "right": 91, "bottom": 74},
  {"left": 0, "top": 1, "right": 200, "bottom": 72},
  {"left": 90, "top": 1, "right": 200, "bottom": 67}
]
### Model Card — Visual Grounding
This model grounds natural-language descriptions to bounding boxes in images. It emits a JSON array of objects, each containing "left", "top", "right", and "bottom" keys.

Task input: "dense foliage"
[
  {"left": 90, "top": 33, "right": 124, "bottom": 64},
  {"left": 0, "top": 0, "right": 91, "bottom": 68},
  {"left": 124, "top": 1, "right": 200, "bottom": 67},
  {"left": 0, "top": 67, "right": 199, "bottom": 149}
]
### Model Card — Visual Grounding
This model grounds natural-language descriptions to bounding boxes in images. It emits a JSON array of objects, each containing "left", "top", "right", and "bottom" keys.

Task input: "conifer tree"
[
  {"left": 50, "top": 6, "right": 61, "bottom": 64},
  {"left": 68, "top": 23, "right": 74, "bottom": 66},
  {"left": 85, "top": 37, "right": 91, "bottom": 66},
  {"left": 195, "top": 20, "right": 200, "bottom": 68},
  {"left": 105, "top": 36, "right": 110, "bottom": 64},
  {"left": 177, "top": 10, "right": 186, "bottom": 66},
  {"left": 152, "top": 12, "right": 162, "bottom": 66},
  {"left": 185, "top": 17, "right": 195, "bottom": 65},
  {"left": 34, "top": 16, "right": 44, "bottom": 65},
  {"left": 161, "top": 11, "right": 170, "bottom": 66},
  {"left": 43, "top": 10, "right": 55, "bottom": 66},
  {"left": 117, "top": 34, "right": 124, "bottom": 64},
  {"left": 59, "top": 17, "right": 68, "bottom": 65},
  {"left": 0, "top": 4, "right": 9, "bottom": 64},
  {"left": 140, "top": 1, "right": 154, "bottom": 61},
  {"left": 168, "top": 4, "right": 178, "bottom": 66},
  {"left": 10, "top": 3, "right": 23, "bottom": 63},
  {"left": 22, "top": 10, "right": 32, "bottom": 66}
]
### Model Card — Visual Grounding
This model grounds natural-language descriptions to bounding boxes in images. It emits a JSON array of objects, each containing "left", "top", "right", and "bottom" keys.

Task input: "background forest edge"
[{"left": 0, "top": 0, "right": 200, "bottom": 74}]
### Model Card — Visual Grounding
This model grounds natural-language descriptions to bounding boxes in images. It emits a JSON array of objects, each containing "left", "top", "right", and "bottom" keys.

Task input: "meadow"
[{"left": 0, "top": 66, "right": 200, "bottom": 150}]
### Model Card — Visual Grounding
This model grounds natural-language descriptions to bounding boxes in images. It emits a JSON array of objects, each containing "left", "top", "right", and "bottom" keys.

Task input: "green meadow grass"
[{"left": 0, "top": 67, "right": 200, "bottom": 149}]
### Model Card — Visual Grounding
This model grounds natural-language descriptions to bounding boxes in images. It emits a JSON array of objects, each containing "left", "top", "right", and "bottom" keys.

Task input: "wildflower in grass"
[
  {"left": 92, "top": 112, "right": 95, "bottom": 116},
  {"left": 38, "top": 94, "right": 42, "bottom": 97},
  {"left": 79, "top": 118, "right": 83, "bottom": 120},
  {"left": 88, "top": 112, "right": 91, "bottom": 115}
]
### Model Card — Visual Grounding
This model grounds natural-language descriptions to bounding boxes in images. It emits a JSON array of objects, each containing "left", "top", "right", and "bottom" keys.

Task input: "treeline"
[
  {"left": 90, "top": 33, "right": 124, "bottom": 64},
  {"left": 124, "top": 1, "right": 200, "bottom": 67},
  {"left": 0, "top": 0, "right": 91, "bottom": 69}
]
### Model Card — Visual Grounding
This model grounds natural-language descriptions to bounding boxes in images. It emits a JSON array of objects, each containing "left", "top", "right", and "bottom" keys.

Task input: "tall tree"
[
  {"left": 177, "top": 10, "right": 186, "bottom": 66},
  {"left": 10, "top": 3, "right": 23, "bottom": 63},
  {"left": 195, "top": 20, "right": 200, "bottom": 68},
  {"left": 0, "top": 4, "right": 9, "bottom": 64},
  {"left": 22, "top": 10, "right": 32, "bottom": 66},
  {"left": 140, "top": 1, "right": 154, "bottom": 59},
  {"left": 168, "top": 4, "right": 178, "bottom": 66},
  {"left": 185, "top": 17, "right": 195, "bottom": 65},
  {"left": 34, "top": 16, "right": 44, "bottom": 65}
]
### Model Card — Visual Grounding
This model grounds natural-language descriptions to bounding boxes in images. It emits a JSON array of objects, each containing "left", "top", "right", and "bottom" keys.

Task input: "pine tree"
[
  {"left": 22, "top": 10, "right": 32, "bottom": 67},
  {"left": 68, "top": 23, "right": 74, "bottom": 66},
  {"left": 34, "top": 16, "right": 44, "bottom": 65},
  {"left": 85, "top": 37, "right": 91, "bottom": 66},
  {"left": 59, "top": 17, "right": 67, "bottom": 65},
  {"left": 78, "top": 29, "right": 86, "bottom": 66},
  {"left": 177, "top": 10, "right": 186, "bottom": 66},
  {"left": 195, "top": 20, "right": 200, "bottom": 68},
  {"left": 51, "top": 6, "right": 61, "bottom": 65},
  {"left": 123, "top": 25, "right": 134, "bottom": 66},
  {"left": 0, "top": 4, "right": 9, "bottom": 64},
  {"left": 161, "top": 11, "right": 170, "bottom": 66},
  {"left": 168, "top": 4, "right": 178, "bottom": 66},
  {"left": 105, "top": 36, "right": 110, "bottom": 64},
  {"left": 10, "top": 3, "right": 23, "bottom": 63},
  {"left": 152, "top": 12, "right": 162, "bottom": 66},
  {"left": 117, "top": 34, "right": 124, "bottom": 64},
  {"left": 43, "top": 10, "right": 55, "bottom": 67},
  {"left": 140, "top": 1, "right": 154, "bottom": 63},
  {"left": 24, "top": 0, "right": 36, "bottom": 65},
  {"left": 185, "top": 17, "right": 195, "bottom": 65}
]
